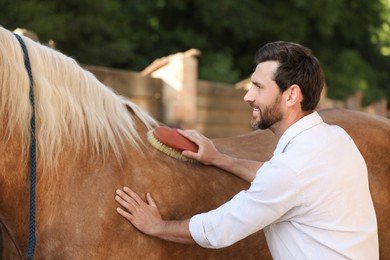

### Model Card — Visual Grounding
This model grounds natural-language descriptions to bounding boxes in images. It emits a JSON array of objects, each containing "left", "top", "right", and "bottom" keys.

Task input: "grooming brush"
[{"left": 147, "top": 126, "right": 198, "bottom": 163}]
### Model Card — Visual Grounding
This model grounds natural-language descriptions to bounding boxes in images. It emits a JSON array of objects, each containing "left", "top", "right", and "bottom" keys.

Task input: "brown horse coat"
[
  {"left": 0, "top": 25, "right": 388, "bottom": 259},
  {"left": 1, "top": 108, "right": 389, "bottom": 259}
]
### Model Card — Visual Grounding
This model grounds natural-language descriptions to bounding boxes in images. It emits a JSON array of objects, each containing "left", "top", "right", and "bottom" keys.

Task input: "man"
[{"left": 115, "top": 41, "right": 379, "bottom": 259}]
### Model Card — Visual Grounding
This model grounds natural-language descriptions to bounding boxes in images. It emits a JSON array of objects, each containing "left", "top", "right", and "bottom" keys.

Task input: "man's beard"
[{"left": 251, "top": 95, "right": 283, "bottom": 130}]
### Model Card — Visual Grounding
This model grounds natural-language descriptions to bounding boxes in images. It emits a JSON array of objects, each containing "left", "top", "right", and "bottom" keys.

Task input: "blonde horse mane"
[{"left": 0, "top": 26, "right": 158, "bottom": 169}]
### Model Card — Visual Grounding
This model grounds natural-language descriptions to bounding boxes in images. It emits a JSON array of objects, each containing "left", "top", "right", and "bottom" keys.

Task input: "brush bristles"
[{"left": 147, "top": 130, "right": 197, "bottom": 163}]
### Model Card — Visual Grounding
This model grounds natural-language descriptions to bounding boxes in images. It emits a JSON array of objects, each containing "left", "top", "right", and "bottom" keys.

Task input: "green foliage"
[
  {"left": 199, "top": 51, "right": 241, "bottom": 83},
  {"left": 1, "top": 0, "right": 389, "bottom": 105},
  {"left": 321, "top": 50, "right": 382, "bottom": 105}
]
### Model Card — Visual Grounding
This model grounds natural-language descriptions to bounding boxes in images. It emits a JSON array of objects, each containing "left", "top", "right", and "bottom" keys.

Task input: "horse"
[{"left": 0, "top": 25, "right": 389, "bottom": 259}]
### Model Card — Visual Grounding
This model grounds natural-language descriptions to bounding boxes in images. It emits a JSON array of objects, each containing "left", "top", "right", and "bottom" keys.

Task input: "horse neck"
[{"left": 0, "top": 125, "right": 30, "bottom": 256}]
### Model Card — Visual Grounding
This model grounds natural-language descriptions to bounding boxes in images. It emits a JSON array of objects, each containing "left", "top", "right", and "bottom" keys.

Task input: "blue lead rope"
[{"left": 13, "top": 33, "right": 37, "bottom": 260}]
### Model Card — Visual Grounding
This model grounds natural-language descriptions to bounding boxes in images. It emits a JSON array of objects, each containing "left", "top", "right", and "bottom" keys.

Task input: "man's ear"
[{"left": 285, "top": 84, "right": 303, "bottom": 107}]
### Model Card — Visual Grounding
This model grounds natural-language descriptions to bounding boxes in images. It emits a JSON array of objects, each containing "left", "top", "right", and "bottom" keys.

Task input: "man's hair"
[{"left": 255, "top": 41, "right": 325, "bottom": 111}]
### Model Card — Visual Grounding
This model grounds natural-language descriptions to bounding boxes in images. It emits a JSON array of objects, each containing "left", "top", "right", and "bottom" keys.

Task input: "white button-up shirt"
[{"left": 189, "top": 112, "right": 379, "bottom": 259}]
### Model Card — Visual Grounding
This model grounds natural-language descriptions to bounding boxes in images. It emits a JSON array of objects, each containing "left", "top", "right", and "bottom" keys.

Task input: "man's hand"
[
  {"left": 115, "top": 187, "right": 195, "bottom": 244},
  {"left": 116, "top": 187, "right": 163, "bottom": 237},
  {"left": 177, "top": 129, "right": 223, "bottom": 165},
  {"left": 178, "top": 129, "right": 262, "bottom": 183}
]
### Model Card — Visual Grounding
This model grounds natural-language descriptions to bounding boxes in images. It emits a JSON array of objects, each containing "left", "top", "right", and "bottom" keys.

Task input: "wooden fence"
[
  {"left": 197, "top": 80, "right": 252, "bottom": 138},
  {"left": 84, "top": 50, "right": 389, "bottom": 139},
  {"left": 84, "top": 65, "right": 164, "bottom": 121},
  {"left": 84, "top": 65, "right": 253, "bottom": 138}
]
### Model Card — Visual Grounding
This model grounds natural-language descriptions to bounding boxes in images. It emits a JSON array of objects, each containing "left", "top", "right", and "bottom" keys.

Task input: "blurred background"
[{"left": 1, "top": 0, "right": 390, "bottom": 137}]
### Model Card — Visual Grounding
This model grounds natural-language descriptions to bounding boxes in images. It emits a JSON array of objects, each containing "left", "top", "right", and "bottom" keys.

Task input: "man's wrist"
[
  {"left": 153, "top": 219, "right": 195, "bottom": 244},
  {"left": 211, "top": 153, "right": 234, "bottom": 170},
  {"left": 148, "top": 219, "right": 167, "bottom": 238}
]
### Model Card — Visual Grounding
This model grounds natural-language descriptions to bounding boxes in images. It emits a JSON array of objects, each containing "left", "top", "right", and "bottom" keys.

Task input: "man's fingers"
[
  {"left": 116, "top": 188, "right": 157, "bottom": 211},
  {"left": 146, "top": 192, "right": 157, "bottom": 208},
  {"left": 115, "top": 194, "right": 137, "bottom": 213},
  {"left": 123, "top": 187, "right": 144, "bottom": 206},
  {"left": 116, "top": 187, "right": 142, "bottom": 206},
  {"left": 116, "top": 207, "right": 133, "bottom": 221},
  {"left": 182, "top": 150, "right": 198, "bottom": 159},
  {"left": 177, "top": 129, "right": 201, "bottom": 143},
  {"left": 115, "top": 187, "right": 164, "bottom": 236}
]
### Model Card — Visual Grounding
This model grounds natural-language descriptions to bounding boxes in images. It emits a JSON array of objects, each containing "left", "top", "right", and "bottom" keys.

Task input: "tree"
[{"left": 1, "top": 0, "right": 389, "bottom": 105}]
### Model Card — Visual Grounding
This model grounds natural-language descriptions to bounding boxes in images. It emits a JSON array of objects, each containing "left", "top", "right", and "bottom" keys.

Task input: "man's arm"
[
  {"left": 178, "top": 129, "right": 263, "bottom": 182},
  {"left": 211, "top": 154, "right": 264, "bottom": 183},
  {"left": 116, "top": 130, "right": 263, "bottom": 242},
  {"left": 115, "top": 187, "right": 195, "bottom": 244}
]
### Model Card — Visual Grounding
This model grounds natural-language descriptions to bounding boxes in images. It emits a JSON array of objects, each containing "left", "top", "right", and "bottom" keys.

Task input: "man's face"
[{"left": 244, "top": 61, "right": 283, "bottom": 130}]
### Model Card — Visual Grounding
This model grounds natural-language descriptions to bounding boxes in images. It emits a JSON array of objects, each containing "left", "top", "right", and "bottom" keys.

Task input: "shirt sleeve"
[{"left": 189, "top": 158, "right": 300, "bottom": 248}]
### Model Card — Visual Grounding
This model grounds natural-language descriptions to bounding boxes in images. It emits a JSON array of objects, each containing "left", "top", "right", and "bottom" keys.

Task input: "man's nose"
[{"left": 243, "top": 86, "right": 254, "bottom": 103}]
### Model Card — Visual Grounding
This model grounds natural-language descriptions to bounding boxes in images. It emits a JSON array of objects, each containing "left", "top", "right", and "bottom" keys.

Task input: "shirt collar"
[{"left": 273, "top": 111, "right": 323, "bottom": 155}]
